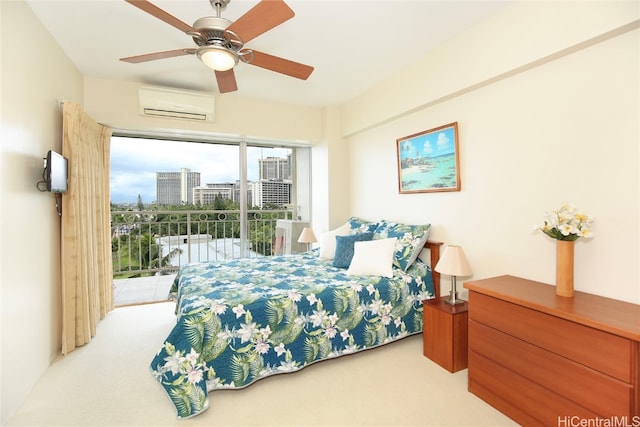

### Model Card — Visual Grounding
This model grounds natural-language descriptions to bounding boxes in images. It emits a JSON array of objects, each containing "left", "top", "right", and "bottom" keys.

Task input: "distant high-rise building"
[
  {"left": 259, "top": 156, "right": 291, "bottom": 180},
  {"left": 251, "top": 180, "right": 291, "bottom": 208},
  {"left": 162, "top": 157, "right": 291, "bottom": 208},
  {"left": 156, "top": 168, "right": 200, "bottom": 206},
  {"left": 253, "top": 156, "right": 292, "bottom": 207}
]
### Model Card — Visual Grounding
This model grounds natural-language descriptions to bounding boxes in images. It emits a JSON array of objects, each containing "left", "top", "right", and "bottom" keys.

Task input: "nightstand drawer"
[
  {"left": 470, "top": 320, "right": 633, "bottom": 417},
  {"left": 469, "top": 292, "right": 632, "bottom": 382}
]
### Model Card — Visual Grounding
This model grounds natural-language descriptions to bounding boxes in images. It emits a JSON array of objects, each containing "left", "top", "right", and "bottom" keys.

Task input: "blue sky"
[
  {"left": 399, "top": 127, "right": 456, "bottom": 160},
  {"left": 110, "top": 137, "right": 289, "bottom": 204}
]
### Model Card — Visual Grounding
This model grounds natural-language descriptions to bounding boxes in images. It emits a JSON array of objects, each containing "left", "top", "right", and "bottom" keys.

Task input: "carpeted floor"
[{"left": 5, "top": 302, "right": 516, "bottom": 427}]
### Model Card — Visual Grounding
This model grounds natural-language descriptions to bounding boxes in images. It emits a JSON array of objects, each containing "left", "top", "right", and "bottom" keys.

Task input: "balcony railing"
[{"left": 111, "top": 208, "right": 294, "bottom": 278}]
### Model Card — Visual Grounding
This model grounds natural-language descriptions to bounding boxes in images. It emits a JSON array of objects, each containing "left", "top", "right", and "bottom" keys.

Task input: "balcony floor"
[{"left": 113, "top": 274, "right": 176, "bottom": 307}]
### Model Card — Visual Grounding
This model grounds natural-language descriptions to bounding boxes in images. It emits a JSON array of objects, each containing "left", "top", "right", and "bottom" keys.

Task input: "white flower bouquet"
[{"left": 536, "top": 203, "right": 594, "bottom": 241}]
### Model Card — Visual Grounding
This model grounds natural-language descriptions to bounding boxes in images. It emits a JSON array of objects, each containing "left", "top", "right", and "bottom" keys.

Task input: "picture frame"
[{"left": 396, "top": 122, "right": 460, "bottom": 194}]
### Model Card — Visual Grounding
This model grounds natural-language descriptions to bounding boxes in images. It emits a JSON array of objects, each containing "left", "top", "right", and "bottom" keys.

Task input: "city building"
[
  {"left": 251, "top": 180, "right": 291, "bottom": 208},
  {"left": 193, "top": 183, "right": 235, "bottom": 205},
  {"left": 156, "top": 168, "right": 200, "bottom": 206},
  {"left": 189, "top": 156, "right": 292, "bottom": 208},
  {"left": 259, "top": 156, "right": 291, "bottom": 180}
]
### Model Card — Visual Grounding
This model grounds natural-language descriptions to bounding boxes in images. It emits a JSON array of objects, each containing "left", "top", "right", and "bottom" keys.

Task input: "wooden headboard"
[{"left": 424, "top": 240, "right": 443, "bottom": 297}]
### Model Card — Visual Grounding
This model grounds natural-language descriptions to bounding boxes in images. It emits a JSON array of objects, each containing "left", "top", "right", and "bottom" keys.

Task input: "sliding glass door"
[{"left": 109, "top": 135, "right": 310, "bottom": 305}]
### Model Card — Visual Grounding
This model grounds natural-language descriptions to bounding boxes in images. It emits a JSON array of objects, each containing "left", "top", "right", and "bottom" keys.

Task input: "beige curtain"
[{"left": 61, "top": 102, "right": 113, "bottom": 355}]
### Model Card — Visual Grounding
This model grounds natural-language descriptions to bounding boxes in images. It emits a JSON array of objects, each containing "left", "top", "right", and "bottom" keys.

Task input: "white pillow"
[
  {"left": 318, "top": 223, "right": 351, "bottom": 260},
  {"left": 347, "top": 238, "right": 397, "bottom": 278}
]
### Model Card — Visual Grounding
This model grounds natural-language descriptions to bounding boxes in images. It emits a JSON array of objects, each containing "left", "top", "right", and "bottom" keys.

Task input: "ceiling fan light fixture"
[
  {"left": 198, "top": 46, "right": 238, "bottom": 71},
  {"left": 122, "top": 0, "right": 314, "bottom": 94}
]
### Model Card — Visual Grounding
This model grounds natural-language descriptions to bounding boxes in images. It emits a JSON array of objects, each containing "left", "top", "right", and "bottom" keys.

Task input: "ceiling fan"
[{"left": 120, "top": 0, "right": 314, "bottom": 93}]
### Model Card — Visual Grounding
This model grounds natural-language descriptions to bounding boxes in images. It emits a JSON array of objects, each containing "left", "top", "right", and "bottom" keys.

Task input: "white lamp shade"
[
  {"left": 297, "top": 227, "right": 317, "bottom": 244},
  {"left": 199, "top": 47, "right": 237, "bottom": 71},
  {"left": 434, "top": 245, "right": 472, "bottom": 276}
]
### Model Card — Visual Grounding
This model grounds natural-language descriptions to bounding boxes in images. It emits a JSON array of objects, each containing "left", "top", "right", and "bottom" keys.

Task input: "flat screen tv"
[{"left": 45, "top": 150, "right": 68, "bottom": 193}]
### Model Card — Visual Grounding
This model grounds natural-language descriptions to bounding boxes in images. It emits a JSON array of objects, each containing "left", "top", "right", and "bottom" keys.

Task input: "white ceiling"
[{"left": 26, "top": 0, "right": 511, "bottom": 107}]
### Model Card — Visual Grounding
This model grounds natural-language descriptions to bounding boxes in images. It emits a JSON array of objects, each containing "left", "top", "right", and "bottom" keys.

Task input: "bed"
[{"left": 150, "top": 218, "right": 441, "bottom": 419}]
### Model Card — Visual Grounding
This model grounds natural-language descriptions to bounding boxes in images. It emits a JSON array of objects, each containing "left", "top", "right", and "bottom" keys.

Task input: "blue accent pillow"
[
  {"left": 332, "top": 232, "right": 374, "bottom": 268},
  {"left": 374, "top": 221, "right": 431, "bottom": 271}
]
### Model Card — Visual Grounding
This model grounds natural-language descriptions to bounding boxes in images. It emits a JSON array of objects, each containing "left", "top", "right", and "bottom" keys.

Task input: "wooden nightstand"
[{"left": 422, "top": 297, "right": 469, "bottom": 372}]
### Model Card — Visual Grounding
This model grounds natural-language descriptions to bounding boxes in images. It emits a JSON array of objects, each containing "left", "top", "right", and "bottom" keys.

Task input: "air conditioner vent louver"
[
  {"left": 142, "top": 108, "right": 208, "bottom": 121},
  {"left": 138, "top": 86, "right": 215, "bottom": 122}
]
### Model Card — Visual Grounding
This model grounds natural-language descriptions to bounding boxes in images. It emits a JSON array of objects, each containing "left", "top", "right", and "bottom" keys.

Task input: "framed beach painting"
[{"left": 396, "top": 122, "right": 460, "bottom": 194}]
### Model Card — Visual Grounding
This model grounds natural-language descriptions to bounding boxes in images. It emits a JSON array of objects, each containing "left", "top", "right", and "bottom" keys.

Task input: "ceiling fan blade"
[
  {"left": 215, "top": 69, "right": 238, "bottom": 93},
  {"left": 125, "top": 0, "right": 194, "bottom": 33},
  {"left": 227, "top": 0, "right": 294, "bottom": 43},
  {"left": 120, "top": 48, "right": 191, "bottom": 63},
  {"left": 249, "top": 50, "right": 314, "bottom": 80}
]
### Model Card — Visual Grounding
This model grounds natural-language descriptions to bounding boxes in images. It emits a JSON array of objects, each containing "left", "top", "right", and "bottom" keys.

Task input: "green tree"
[{"left": 212, "top": 193, "right": 226, "bottom": 210}]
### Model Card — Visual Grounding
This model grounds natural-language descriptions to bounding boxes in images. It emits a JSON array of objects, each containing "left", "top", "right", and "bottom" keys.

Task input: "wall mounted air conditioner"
[{"left": 138, "top": 86, "right": 215, "bottom": 122}]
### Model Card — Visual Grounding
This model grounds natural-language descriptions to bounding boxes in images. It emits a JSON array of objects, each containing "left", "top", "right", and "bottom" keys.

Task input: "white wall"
[
  {"left": 344, "top": 2, "right": 639, "bottom": 303},
  {"left": 0, "top": 1, "right": 84, "bottom": 423},
  {"left": 341, "top": 1, "right": 639, "bottom": 137},
  {"left": 311, "top": 106, "right": 351, "bottom": 235},
  {"left": 83, "top": 77, "right": 323, "bottom": 144}
]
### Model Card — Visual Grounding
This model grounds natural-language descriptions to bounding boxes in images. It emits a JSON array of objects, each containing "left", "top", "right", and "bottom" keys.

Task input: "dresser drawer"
[
  {"left": 470, "top": 320, "right": 633, "bottom": 417},
  {"left": 469, "top": 350, "right": 600, "bottom": 426},
  {"left": 469, "top": 292, "right": 633, "bottom": 382}
]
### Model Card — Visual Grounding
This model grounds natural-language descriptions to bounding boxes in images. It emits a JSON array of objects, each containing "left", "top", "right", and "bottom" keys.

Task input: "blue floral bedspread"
[{"left": 150, "top": 251, "right": 434, "bottom": 418}]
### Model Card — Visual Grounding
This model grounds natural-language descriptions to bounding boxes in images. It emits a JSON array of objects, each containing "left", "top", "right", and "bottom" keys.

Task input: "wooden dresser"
[{"left": 464, "top": 275, "right": 640, "bottom": 426}]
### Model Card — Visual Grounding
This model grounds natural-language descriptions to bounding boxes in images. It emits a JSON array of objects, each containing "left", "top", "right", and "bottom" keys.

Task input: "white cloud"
[
  {"left": 423, "top": 141, "right": 433, "bottom": 155},
  {"left": 436, "top": 132, "right": 450, "bottom": 150}
]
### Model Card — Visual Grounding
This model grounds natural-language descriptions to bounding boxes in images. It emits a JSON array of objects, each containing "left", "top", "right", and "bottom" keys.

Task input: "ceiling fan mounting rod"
[{"left": 210, "top": 0, "right": 230, "bottom": 16}]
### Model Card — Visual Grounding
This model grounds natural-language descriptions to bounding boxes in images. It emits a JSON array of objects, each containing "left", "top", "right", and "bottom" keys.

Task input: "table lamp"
[
  {"left": 297, "top": 227, "right": 317, "bottom": 252},
  {"left": 434, "top": 245, "right": 472, "bottom": 305}
]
